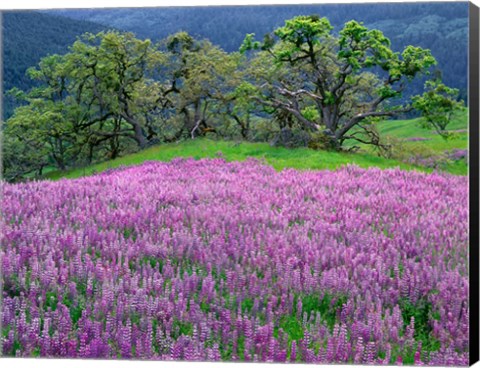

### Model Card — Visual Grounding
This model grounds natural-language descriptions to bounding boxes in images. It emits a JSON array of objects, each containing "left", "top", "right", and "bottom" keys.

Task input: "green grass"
[
  {"left": 45, "top": 138, "right": 442, "bottom": 181},
  {"left": 45, "top": 110, "right": 468, "bottom": 180},
  {"left": 348, "top": 109, "right": 468, "bottom": 147},
  {"left": 345, "top": 109, "right": 468, "bottom": 152},
  {"left": 376, "top": 109, "right": 468, "bottom": 152},
  {"left": 342, "top": 109, "right": 468, "bottom": 175}
]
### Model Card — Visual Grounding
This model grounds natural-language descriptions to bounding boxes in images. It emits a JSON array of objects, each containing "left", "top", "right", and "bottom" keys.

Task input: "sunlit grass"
[{"left": 45, "top": 110, "right": 468, "bottom": 180}]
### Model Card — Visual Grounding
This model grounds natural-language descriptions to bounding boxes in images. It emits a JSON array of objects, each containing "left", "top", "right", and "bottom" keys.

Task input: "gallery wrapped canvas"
[{"left": 0, "top": 1, "right": 479, "bottom": 366}]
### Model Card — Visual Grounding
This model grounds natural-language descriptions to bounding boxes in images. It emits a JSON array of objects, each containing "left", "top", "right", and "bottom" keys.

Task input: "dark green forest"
[{"left": 2, "top": 12, "right": 107, "bottom": 117}]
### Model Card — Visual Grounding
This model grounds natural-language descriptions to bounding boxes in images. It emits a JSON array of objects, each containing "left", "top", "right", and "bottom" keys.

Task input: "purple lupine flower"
[{"left": 1, "top": 159, "right": 469, "bottom": 364}]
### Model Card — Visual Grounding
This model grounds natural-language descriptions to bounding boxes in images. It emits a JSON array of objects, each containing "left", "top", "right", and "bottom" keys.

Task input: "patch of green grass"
[
  {"left": 34, "top": 110, "right": 469, "bottom": 181},
  {"left": 241, "top": 298, "right": 254, "bottom": 314},
  {"left": 279, "top": 315, "right": 304, "bottom": 341},
  {"left": 398, "top": 297, "right": 441, "bottom": 360},
  {"left": 220, "top": 341, "right": 234, "bottom": 361},
  {"left": 2, "top": 325, "right": 11, "bottom": 339},
  {"left": 237, "top": 333, "right": 245, "bottom": 360},
  {"left": 45, "top": 137, "right": 461, "bottom": 181},
  {"left": 65, "top": 300, "right": 84, "bottom": 326},
  {"left": 45, "top": 291, "right": 59, "bottom": 312},
  {"left": 300, "top": 293, "right": 348, "bottom": 331},
  {"left": 11, "top": 339, "right": 22, "bottom": 355},
  {"left": 343, "top": 109, "right": 468, "bottom": 175},
  {"left": 200, "top": 300, "right": 211, "bottom": 314},
  {"left": 139, "top": 256, "right": 161, "bottom": 270},
  {"left": 379, "top": 115, "right": 468, "bottom": 155},
  {"left": 130, "top": 312, "right": 142, "bottom": 326},
  {"left": 376, "top": 109, "right": 467, "bottom": 140},
  {"left": 172, "top": 319, "right": 193, "bottom": 338},
  {"left": 347, "top": 109, "right": 467, "bottom": 158},
  {"left": 440, "top": 159, "right": 469, "bottom": 176}
]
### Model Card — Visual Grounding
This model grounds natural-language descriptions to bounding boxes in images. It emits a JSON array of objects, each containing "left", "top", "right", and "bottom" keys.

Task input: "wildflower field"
[{"left": 1, "top": 158, "right": 469, "bottom": 365}]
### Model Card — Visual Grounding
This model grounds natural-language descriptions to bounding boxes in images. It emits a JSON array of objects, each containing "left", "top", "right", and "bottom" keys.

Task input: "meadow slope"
[
  {"left": 45, "top": 111, "right": 469, "bottom": 180},
  {"left": 2, "top": 159, "right": 469, "bottom": 364}
]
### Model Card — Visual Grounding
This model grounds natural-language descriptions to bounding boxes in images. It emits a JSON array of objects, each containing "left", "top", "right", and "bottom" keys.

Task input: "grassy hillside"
[
  {"left": 376, "top": 110, "right": 468, "bottom": 150},
  {"left": 345, "top": 109, "right": 468, "bottom": 152},
  {"left": 44, "top": 139, "right": 421, "bottom": 181},
  {"left": 44, "top": 141, "right": 464, "bottom": 183},
  {"left": 345, "top": 109, "right": 468, "bottom": 175},
  {"left": 45, "top": 110, "right": 468, "bottom": 181}
]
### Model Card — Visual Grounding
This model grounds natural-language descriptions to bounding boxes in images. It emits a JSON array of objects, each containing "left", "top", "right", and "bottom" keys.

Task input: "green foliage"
[
  {"left": 200, "top": 300, "right": 211, "bottom": 314},
  {"left": 172, "top": 319, "right": 194, "bottom": 338},
  {"left": 241, "top": 298, "right": 254, "bottom": 314},
  {"left": 67, "top": 302, "right": 85, "bottom": 326},
  {"left": 274, "top": 14, "right": 333, "bottom": 47},
  {"left": 240, "top": 14, "right": 448, "bottom": 151},
  {"left": 139, "top": 256, "right": 160, "bottom": 270},
  {"left": 338, "top": 20, "right": 395, "bottom": 71},
  {"left": 239, "top": 33, "right": 260, "bottom": 53},
  {"left": 300, "top": 293, "right": 348, "bottom": 331},
  {"left": 45, "top": 291, "right": 59, "bottom": 312},
  {"left": 4, "top": 5, "right": 468, "bottom": 120},
  {"left": 4, "top": 27, "right": 249, "bottom": 182},
  {"left": 301, "top": 106, "right": 320, "bottom": 122},
  {"left": 280, "top": 315, "right": 304, "bottom": 341},
  {"left": 4, "top": 30, "right": 168, "bottom": 180},
  {"left": 401, "top": 46, "right": 436, "bottom": 78},
  {"left": 398, "top": 297, "right": 441, "bottom": 355},
  {"left": 412, "top": 79, "right": 463, "bottom": 139},
  {"left": 123, "top": 227, "right": 137, "bottom": 240},
  {"left": 163, "top": 32, "right": 241, "bottom": 139}
]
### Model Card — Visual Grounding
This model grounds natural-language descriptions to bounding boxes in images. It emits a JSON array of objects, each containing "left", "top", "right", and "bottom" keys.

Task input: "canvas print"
[{"left": 0, "top": 1, "right": 477, "bottom": 365}]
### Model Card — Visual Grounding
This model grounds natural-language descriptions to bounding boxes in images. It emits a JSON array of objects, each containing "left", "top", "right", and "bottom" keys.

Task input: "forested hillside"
[
  {"left": 47, "top": 3, "right": 468, "bottom": 98},
  {"left": 2, "top": 11, "right": 107, "bottom": 117},
  {"left": 2, "top": 4, "right": 468, "bottom": 118},
  {"left": 3, "top": 13, "right": 465, "bottom": 181}
]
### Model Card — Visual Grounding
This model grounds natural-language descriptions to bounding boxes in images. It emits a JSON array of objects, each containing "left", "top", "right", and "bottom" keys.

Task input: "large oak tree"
[{"left": 240, "top": 15, "right": 447, "bottom": 149}]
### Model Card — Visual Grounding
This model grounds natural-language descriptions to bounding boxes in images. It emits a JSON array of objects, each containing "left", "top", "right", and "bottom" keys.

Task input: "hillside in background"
[
  {"left": 2, "top": 11, "right": 107, "bottom": 118},
  {"left": 46, "top": 3, "right": 468, "bottom": 100},
  {"left": 45, "top": 109, "right": 468, "bottom": 181}
]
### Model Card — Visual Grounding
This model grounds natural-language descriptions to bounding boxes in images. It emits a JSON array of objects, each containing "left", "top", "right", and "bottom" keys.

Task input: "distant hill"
[
  {"left": 2, "top": 11, "right": 107, "bottom": 118},
  {"left": 46, "top": 3, "right": 468, "bottom": 101}
]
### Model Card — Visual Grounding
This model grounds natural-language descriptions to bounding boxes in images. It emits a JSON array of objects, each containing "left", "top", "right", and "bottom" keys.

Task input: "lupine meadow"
[{"left": 1, "top": 158, "right": 469, "bottom": 364}]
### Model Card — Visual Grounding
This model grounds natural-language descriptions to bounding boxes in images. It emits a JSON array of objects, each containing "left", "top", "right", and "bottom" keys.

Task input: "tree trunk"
[
  {"left": 133, "top": 123, "right": 148, "bottom": 148},
  {"left": 191, "top": 102, "right": 202, "bottom": 139},
  {"left": 232, "top": 114, "right": 249, "bottom": 139},
  {"left": 120, "top": 111, "right": 148, "bottom": 148}
]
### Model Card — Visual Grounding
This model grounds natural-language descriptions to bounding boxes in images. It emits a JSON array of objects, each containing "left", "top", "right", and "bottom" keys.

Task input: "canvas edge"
[
  {"left": 469, "top": 1, "right": 480, "bottom": 366},
  {"left": 0, "top": 8, "right": 4, "bottom": 359},
  {"left": 0, "top": 2, "right": 476, "bottom": 365}
]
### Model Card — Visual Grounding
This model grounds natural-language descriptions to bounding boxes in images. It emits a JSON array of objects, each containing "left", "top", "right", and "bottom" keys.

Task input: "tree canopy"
[
  {"left": 240, "top": 15, "right": 439, "bottom": 149},
  {"left": 3, "top": 15, "right": 462, "bottom": 181}
]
